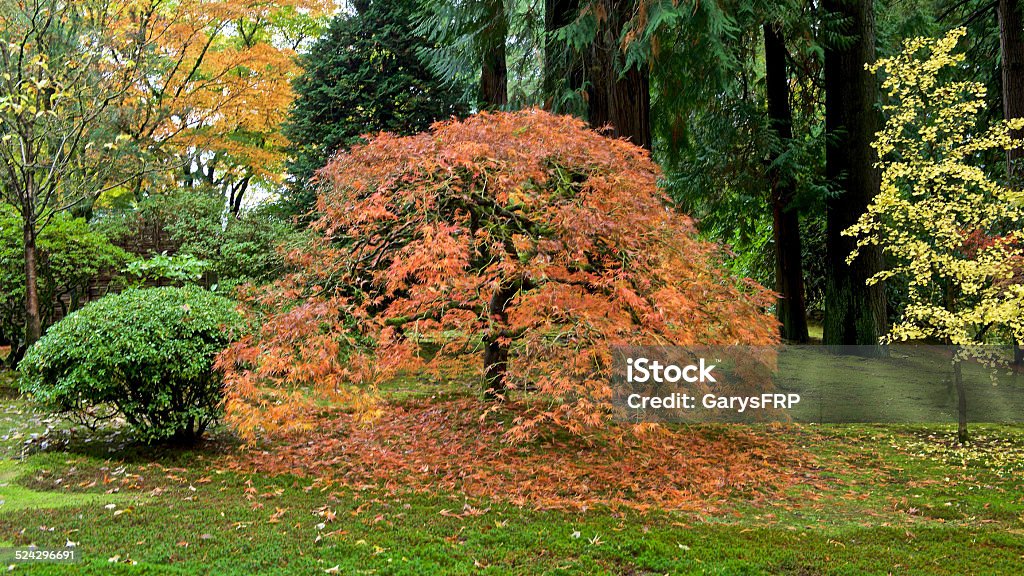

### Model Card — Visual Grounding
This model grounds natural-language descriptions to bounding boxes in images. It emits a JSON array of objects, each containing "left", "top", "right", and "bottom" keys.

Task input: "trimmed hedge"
[{"left": 19, "top": 286, "right": 245, "bottom": 444}]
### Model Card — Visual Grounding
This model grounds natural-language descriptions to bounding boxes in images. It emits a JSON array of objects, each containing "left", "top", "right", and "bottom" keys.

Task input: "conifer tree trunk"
[
  {"left": 999, "top": 0, "right": 1024, "bottom": 179},
  {"left": 480, "top": 0, "right": 508, "bottom": 108},
  {"left": 822, "top": 0, "right": 886, "bottom": 346},
  {"left": 609, "top": 65, "right": 651, "bottom": 150},
  {"left": 764, "top": 23, "right": 809, "bottom": 343},
  {"left": 585, "top": 0, "right": 651, "bottom": 150},
  {"left": 544, "top": 0, "right": 581, "bottom": 109},
  {"left": 1000, "top": 0, "right": 1024, "bottom": 364}
]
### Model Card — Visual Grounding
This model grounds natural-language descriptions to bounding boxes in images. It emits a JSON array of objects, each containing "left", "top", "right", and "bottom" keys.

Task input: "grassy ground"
[{"left": 1, "top": 391, "right": 1023, "bottom": 574}]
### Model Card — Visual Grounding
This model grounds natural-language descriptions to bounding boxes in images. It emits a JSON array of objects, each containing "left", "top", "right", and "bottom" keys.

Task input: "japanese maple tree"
[{"left": 218, "top": 110, "right": 778, "bottom": 442}]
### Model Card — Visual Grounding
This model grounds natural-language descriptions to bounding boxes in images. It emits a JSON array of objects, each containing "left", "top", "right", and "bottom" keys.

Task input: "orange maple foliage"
[
  {"left": 217, "top": 110, "right": 779, "bottom": 442},
  {"left": 219, "top": 398, "right": 813, "bottom": 512},
  {"left": 108, "top": 0, "right": 331, "bottom": 192}
]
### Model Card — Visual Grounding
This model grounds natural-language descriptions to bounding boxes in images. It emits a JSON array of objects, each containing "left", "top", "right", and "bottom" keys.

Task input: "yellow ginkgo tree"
[{"left": 847, "top": 28, "right": 1024, "bottom": 442}]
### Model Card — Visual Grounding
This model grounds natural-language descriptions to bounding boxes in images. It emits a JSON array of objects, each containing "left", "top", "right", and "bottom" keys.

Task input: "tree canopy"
[
  {"left": 282, "top": 0, "right": 470, "bottom": 215},
  {"left": 218, "top": 110, "right": 778, "bottom": 442},
  {"left": 851, "top": 28, "right": 1024, "bottom": 351}
]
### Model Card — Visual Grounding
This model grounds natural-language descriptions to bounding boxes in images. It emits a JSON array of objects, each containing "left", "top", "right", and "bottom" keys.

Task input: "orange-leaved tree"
[
  {"left": 217, "top": 110, "right": 778, "bottom": 442},
  {"left": 112, "top": 0, "right": 331, "bottom": 211}
]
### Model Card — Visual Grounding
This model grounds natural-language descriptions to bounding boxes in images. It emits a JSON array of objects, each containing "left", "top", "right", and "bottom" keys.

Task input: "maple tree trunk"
[
  {"left": 585, "top": 0, "right": 652, "bottom": 150},
  {"left": 480, "top": 0, "right": 508, "bottom": 108},
  {"left": 23, "top": 218, "right": 41, "bottom": 347},
  {"left": 764, "top": 23, "right": 809, "bottom": 343},
  {"left": 483, "top": 281, "right": 520, "bottom": 401},
  {"left": 1000, "top": 0, "right": 1024, "bottom": 180},
  {"left": 229, "top": 175, "right": 251, "bottom": 217},
  {"left": 822, "top": 0, "right": 887, "bottom": 347}
]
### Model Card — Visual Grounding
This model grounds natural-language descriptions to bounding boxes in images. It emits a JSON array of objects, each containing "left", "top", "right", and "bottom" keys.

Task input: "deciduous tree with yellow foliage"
[
  {"left": 0, "top": 0, "right": 145, "bottom": 349},
  {"left": 0, "top": 0, "right": 327, "bottom": 357},
  {"left": 848, "top": 28, "right": 1024, "bottom": 442}
]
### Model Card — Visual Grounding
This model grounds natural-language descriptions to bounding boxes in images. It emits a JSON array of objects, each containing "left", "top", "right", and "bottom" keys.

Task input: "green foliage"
[
  {"left": 626, "top": 0, "right": 828, "bottom": 297},
  {"left": 107, "top": 188, "right": 298, "bottom": 292},
  {"left": 283, "top": 0, "right": 470, "bottom": 215},
  {"left": 800, "top": 215, "right": 828, "bottom": 318},
  {"left": 168, "top": 198, "right": 297, "bottom": 292},
  {"left": 124, "top": 253, "right": 210, "bottom": 287},
  {"left": 0, "top": 209, "right": 24, "bottom": 345},
  {"left": 417, "top": 0, "right": 545, "bottom": 108},
  {"left": 35, "top": 214, "right": 128, "bottom": 316},
  {"left": 0, "top": 208, "right": 127, "bottom": 346},
  {"left": 0, "top": 0, "right": 136, "bottom": 211},
  {"left": 18, "top": 286, "right": 246, "bottom": 444}
]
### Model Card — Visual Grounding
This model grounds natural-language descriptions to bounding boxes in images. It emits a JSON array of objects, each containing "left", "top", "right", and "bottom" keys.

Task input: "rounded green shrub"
[{"left": 19, "top": 286, "right": 246, "bottom": 444}]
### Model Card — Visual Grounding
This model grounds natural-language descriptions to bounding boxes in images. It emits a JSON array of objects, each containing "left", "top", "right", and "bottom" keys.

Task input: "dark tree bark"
[
  {"left": 483, "top": 280, "right": 521, "bottom": 400},
  {"left": 608, "top": 65, "right": 652, "bottom": 150},
  {"left": 954, "top": 356, "right": 968, "bottom": 443},
  {"left": 228, "top": 175, "right": 251, "bottom": 218},
  {"left": 480, "top": 0, "right": 508, "bottom": 108},
  {"left": 764, "top": 23, "right": 809, "bottom": 343},
  {"left": 585, "top": 0, "right": 652, "bottom": 150},
  {"left": 4, "top": 342, "right": 26, "bottom": 370},
  {"left": 998, "top": 0, "right": 1024, "bottom": 364},
  {"left": 822, "top": 0, "right": 887, "bottom": 346},
  {"left": 544, "top": 0, "right": 582, "bottom": 110},
  {"left": 999, "top": 0, "right": 1024, "bottom": 179}
]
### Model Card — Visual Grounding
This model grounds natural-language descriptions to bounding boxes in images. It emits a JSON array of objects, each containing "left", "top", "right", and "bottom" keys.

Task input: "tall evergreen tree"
[
  {"left": 551, "top": 0, "right": 652, "bottom": 148},
  {"left": 822, "top": 0, "right": 887, "bottom": 346},
  {"left": 543, "top": 0, "right": 582, "bottom": 112},
  {"left": 997, "top": 0, "right": 1024, "bottom": 364},
  {"left": 480, "top": 0, "right": 510, "bottom": 107},
  {"left": 282, "top": 0, "right": 469, "bottom": 216},
  {"left": 998, "top": 0, "right": 1024, "bottom": 178},
  {"left": 585, "top": 0, "right": 652, "bottom": 150},
  {"left": 764, "top": 21, "right": 810, "bottom": 343},
  {"left": 416, "top": 0, "right": 517, "bottom": 110}
]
